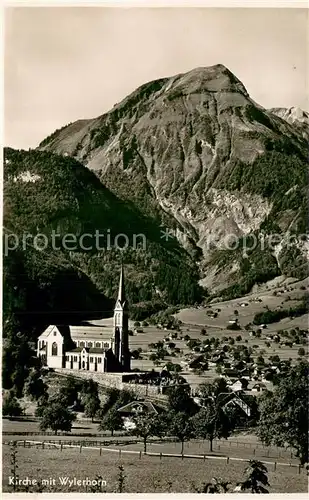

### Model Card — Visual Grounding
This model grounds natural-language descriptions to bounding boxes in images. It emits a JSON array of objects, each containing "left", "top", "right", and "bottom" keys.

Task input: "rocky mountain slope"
[{"left": 39, "top": 64, "right": 308, "bottom": 297}]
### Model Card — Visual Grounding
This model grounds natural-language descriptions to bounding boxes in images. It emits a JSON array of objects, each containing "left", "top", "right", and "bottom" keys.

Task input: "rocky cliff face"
[{"left": 39, "top": 64, "right": 308, "bottom": 294}]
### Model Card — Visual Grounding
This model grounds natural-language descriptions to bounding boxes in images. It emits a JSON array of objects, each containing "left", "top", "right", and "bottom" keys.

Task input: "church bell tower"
[{"left": 113, "top": 263, "right": 130, "bottom": 371}]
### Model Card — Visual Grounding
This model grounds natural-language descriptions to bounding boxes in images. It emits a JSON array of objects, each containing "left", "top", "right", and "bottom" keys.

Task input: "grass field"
[
  {"left": 2, "top": 418, "right": 299, "bottom": 464},
  {"left": 2, "top": 444, "right": 307, "bottom": 493}
]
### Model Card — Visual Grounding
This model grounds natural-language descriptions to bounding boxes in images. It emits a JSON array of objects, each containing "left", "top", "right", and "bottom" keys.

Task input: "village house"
[
  {"left": 251, "top": 382, "right": 267, "bottom": 393},
  {"left": 117, "top": 400, "right": 166, "bottom": 430},
  {"left": 230, "top": 378, "right": 249, "bottom": 392}
]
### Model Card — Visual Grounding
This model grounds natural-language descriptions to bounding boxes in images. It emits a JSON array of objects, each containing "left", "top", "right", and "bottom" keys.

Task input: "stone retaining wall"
[{"left": 55, "top": 368, "right": 165, "bottom": 398}]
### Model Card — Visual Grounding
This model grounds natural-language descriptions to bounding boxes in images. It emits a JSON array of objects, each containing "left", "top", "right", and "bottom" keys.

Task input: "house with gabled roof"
[{"left": 117, "top": 399, "right": 166, "bottom": 430}]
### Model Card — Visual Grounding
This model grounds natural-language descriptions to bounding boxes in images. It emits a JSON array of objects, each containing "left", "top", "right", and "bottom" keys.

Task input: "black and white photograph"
[{"left": 2, "top": 1, "right": 309, "bottom": 495}]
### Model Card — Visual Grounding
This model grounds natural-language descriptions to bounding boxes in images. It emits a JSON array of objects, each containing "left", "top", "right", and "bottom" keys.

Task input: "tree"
[
  {"left": 236, "top": 460, "right": 269, "bottom": 493},
  {"left": 191, "top": 404, "right": 232, "bottom": 452},
  {"left": 3, "top": 338, "right": 37, "bottom": 397},
  {"left": 167, "top": 385, "right": 198, "bottom": 415},
  {"left": 269, "top": 355, "right": 280, "bottom": 364},
  {"left": 168, "top": 411, "right": 194, "bottom": 454},
  {"left": 24, "top": 368, "right": 47, "bottom": 401},
  {"left": 84, "top": 394, "right": 101, "bottom": 422},
  {"left": 132, "top": 413, "right": 163, "bottom": 453},
  {"left": 80, "top": 379, "right": 100, "bottom": 420},
  {"left": 56, "top": 376, "right": 81, "bottom": 406},
  {"left": 298, "top": 347, "right": 305, "bottom": 356},
  {"left": 3, "top": 391, "right": 23, "bottom": 418},
  {"left": 80, "top": 379, "right": 98, "bottom": 399},
  {"left": 99, "top": 407, "right": 123, "bottom": 436},
  {"left": 256, "top": 355, "right": 265, "bottom": 366},
  {"left": 149, "top": 353, "right": 158, "bottom": 363},
  {"left": 257, "top": 361, "right": 308, "bottom": 464},
  {"left": 39, "top": 401, "right": 76, "bottom": 435},
  {"left": 198, "top": 378, "right": 229, "bottom": 399},
  {"left": 35, "top": 394, "right": 49, "bottom": 417},
  {"left": 165, "top": 362, "right": 182, "bottom": 374},
  {"left": 187, "top": 339, "right": 200, "bottom": 350}
]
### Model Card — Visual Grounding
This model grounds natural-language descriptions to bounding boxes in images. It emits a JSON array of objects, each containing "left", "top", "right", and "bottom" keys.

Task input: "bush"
[{"left": 227, "top": 323, "right": 241, "bottom": 331}]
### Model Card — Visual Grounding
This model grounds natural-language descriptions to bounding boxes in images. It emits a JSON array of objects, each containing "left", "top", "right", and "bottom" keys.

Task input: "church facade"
[{"left": 37, "top": 265, "right": 131, "bottom": 373}]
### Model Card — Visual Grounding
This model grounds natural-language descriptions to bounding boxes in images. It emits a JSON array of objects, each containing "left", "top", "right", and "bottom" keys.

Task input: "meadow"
[{"left": 2, "top": 443, "right": 307, "bottom": 493}]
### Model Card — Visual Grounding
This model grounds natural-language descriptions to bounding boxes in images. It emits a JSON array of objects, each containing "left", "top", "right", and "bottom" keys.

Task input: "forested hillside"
[{"left": 3, "top": 148, "right": 203, "bottom": 340}]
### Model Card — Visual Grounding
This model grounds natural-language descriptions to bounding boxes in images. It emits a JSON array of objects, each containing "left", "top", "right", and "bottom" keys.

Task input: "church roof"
[
  {"left": 38, "top": 324, "right": 114, "bottom": 340},
  {"left": 68, "top": 325, "right": 113, "bottom": 340},
  {"left": 38, "top": 325, "right": 59, "bottom": 338}
]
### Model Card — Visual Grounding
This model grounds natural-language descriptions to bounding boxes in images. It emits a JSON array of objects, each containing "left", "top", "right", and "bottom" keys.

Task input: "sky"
[{"left": 4, "top": 6, "right": 308, "bottom": 150}]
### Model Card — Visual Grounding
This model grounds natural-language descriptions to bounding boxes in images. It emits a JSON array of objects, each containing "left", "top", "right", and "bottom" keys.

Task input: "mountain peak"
[{"left": 167, "top": 64, "right": 249, "bottom": 96}]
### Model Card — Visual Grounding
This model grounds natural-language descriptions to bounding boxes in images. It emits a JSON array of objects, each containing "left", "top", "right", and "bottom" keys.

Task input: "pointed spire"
[{"left": 117, "top": 260, "right": 126, "bottom": 305}]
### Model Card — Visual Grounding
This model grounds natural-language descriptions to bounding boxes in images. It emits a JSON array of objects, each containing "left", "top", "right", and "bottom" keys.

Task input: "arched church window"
[
  {"left": 52, "top": 342, "right": 58, "bottom": 356},
  {"left": 80, "top": 341, "right": 85, "bottom": 348},
  {"left": 96, "top": 342, "right": 101, "bottom": 348},
  {"left": 88, "top": 342, "right": 93, "bottom": 348}
]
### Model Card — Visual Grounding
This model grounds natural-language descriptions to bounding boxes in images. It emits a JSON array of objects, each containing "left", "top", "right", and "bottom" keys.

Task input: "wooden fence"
[
  {"left": 2, "top": 430, "right": 295, "bottom": 455},
  {"left": 3, "top": 440, "right": 306, "bottom": 475},
  {"left": 2, "top": 430, "right": 126, "bottom": 438}
]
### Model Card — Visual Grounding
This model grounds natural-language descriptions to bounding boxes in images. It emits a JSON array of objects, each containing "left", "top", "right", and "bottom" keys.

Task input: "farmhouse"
[
  {"left": 37, "top": 265, "right": 131, "bottom": 373},
  {"left": 117, "top": 400, "right": 165, "bottom": 430}
]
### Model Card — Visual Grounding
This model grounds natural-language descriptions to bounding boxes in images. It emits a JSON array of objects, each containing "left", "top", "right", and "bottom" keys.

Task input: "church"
[{"left": 37, "top": 265, "right": 131, "bottom": 373}]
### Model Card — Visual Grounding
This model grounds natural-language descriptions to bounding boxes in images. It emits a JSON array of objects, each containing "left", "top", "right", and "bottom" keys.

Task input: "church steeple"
[
  {"left": 117, "top": 261, "right": 126, "bottom": 308},
  {"left": 113, "top": 262, "right": 130, "bottom": 371}
]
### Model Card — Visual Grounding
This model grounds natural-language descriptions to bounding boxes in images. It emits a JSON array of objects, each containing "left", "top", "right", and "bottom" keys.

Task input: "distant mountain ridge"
[
  {"left": 38, "top": 64, "right": 308, "bottom": 296},
  {"left": 269, "top": 107, "right": 309, "bottom": 139}
]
